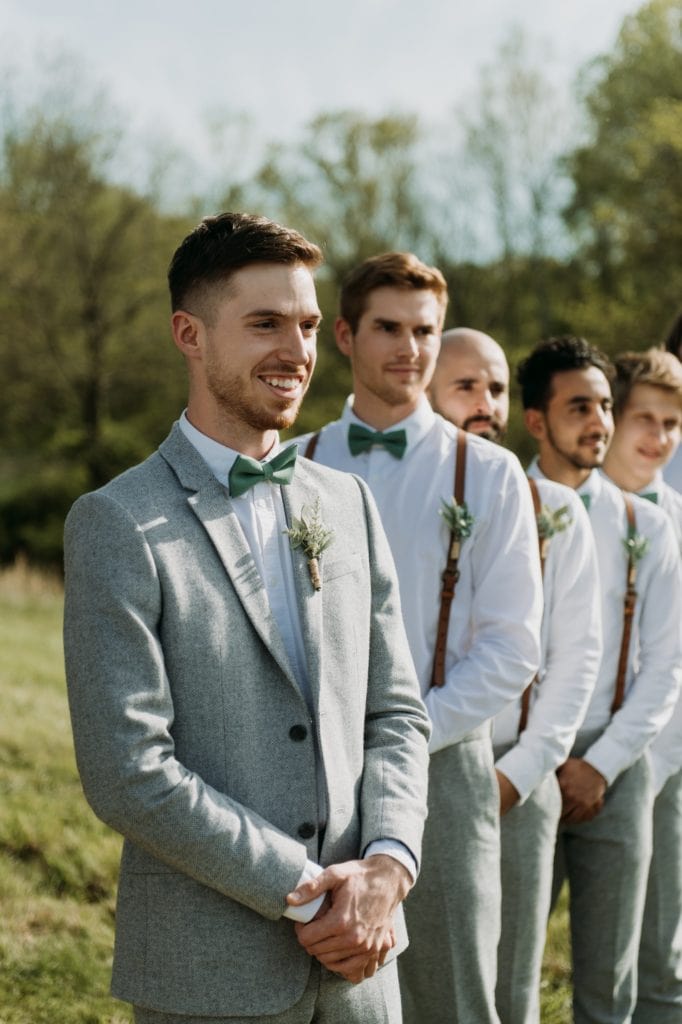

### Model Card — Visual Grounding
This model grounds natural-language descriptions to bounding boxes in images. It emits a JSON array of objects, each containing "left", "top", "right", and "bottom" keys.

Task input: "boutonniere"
[
  {"left": 284, "top": 497, "right": 334, "bottom": 591},
  {"left": 439, "top": 498, "right": 475, "bottom": 560},
  {"left": 536, "top": 504, "right": 572, "bottom": 559},
  {"left": 622, "top": 530, "right": 650, "bottom": 564}
]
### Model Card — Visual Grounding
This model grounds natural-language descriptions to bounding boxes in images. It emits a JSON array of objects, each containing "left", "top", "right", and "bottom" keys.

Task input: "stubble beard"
[
  {"left": 463, "top": 415, "right": 506, "bottom": 443},
  {"left": 546, "top": 423, "right": 606, "bottom": 471},
  {"left": 205, "top": 364, "right": 306, "bottom": 434}
]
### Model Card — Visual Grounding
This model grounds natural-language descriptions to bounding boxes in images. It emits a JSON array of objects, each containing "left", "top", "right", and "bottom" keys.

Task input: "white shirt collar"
[
  {"left": 178, "top": 411, "right": 283, "bottom": 490},
  {"left": 340, "top": 394, "right": 436, "bottom": 453},
  {"left": 530, "top": 457, "right": 602, "bottom": 509}
]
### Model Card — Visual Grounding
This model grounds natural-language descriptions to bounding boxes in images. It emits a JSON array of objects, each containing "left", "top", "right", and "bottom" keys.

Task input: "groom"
[{"left": 63, "top": 212, "right": 430, "bottom": 1023}]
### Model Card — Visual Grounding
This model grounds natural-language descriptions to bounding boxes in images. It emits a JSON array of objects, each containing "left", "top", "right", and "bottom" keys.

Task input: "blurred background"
[{"left": 1, "top": 0, "right": 680, "bottom": 568}]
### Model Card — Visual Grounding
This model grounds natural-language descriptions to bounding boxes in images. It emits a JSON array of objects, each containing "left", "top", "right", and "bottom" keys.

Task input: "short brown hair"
[
  {"left": 339, "top": 252, "right": 448, "bottom": 332},
  {"left": 168, "top": 212, "right": 323, "bottom": 319},
  {"left": 612, "top": 348, "right": 682, "bottom": 417}
]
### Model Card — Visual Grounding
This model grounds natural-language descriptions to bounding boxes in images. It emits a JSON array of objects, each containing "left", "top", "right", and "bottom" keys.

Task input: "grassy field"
[{"left": 0, "top": 562, "right": 572, "bottom": 1023}]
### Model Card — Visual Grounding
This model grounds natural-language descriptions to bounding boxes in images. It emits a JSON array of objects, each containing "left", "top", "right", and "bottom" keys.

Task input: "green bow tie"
[
  {"left": 228, "top": 445, "right": 298, "bottom": 498},
  {"left": 579, "top": 493, "right": 591, "bottom": 512},
  {"left": 641, "top": 491, "right": 658, "bottom": 504},
  {"left": 347, "top": 423, "right": 407, "bottom": 459}
]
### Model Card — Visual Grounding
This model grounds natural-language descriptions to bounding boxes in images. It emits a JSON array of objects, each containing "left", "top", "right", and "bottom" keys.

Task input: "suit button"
[
  {"left": 289, "top": 724, "right": 308, "bottom": 742},
  {"left": 298, "top": 822, "right": 316, "bottom": 840}
]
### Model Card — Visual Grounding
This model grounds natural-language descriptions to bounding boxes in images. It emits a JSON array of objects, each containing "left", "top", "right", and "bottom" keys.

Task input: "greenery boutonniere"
[
  {"left": 622, "top": 530, "right": 650, "bottom": 564},
  {"left": 439, "top": 498, "right": 475, "bottom": 561},
  {"left": 284, "top": 497, "right": 334, "bottom": 591},
  {"left": 536, "top": 504, "right": 572, "bottom": 559}
]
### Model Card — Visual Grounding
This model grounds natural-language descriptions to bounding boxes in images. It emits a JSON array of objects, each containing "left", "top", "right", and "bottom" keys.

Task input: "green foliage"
[
  {"left": 564, "top": 0, "right": 682, "bottom": 350},
  {"left": 2, "top": 0, "right": 682, "bottom": 564},
  {"left": 0, "top": 568, "right": 130, "bottom": 1022}
]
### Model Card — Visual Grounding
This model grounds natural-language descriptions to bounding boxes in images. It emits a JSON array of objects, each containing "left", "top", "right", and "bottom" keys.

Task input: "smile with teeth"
[{"left": 261, "top": 376, "right": 302, "bottom": 391}]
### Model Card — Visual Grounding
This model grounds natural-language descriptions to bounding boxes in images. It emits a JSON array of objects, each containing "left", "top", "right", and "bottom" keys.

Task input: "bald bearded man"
[
  {"left": 428, "top": 328, "right": 510, "bottom": 443},
  {"left": 429, "top": 328, "right": 601, "bottom": 1024}
]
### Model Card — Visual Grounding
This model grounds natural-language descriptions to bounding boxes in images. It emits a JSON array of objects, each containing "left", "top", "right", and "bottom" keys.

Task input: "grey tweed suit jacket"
[{"left": 63, "top": 423, "right": 430, "bottom": 1018}]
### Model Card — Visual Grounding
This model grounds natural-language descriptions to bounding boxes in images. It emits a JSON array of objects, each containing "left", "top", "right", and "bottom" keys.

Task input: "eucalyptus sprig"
[
  {"left": 439, "top": 497, "right": 475, "bottom": 541},
  {"left": 284, "top": 497, "right": 334, "bottom": 591},
  {"left": 536, "top": 504, "right": 572, "bottom": 541},
  {"left": 622, "top": 532, "right": 650, "bottom": 564}
]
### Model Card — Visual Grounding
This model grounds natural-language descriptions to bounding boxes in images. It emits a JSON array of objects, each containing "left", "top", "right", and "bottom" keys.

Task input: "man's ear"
[
  {"left": 171, "top": 311, "right": 204, "bottom": 361},
  {"left": 524, "top": 407, "right": 546, "bottom": 441},
  {"left": 334, "top": 317, "right": 353, "bottom": 358}
]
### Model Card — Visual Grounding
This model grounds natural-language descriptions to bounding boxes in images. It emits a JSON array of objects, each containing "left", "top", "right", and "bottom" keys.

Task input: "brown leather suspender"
[
  {"left": 612, "top": 493, "right": 638, "bottom": 714},
  {"left": 431, "top": 430, "right": 468, "bottom": 689},
  {"left": 518, "top": 476, "right": 546, "bottom": 733},
  {"left": 303, "top": 433, "right": 320, "bottom": 460}
]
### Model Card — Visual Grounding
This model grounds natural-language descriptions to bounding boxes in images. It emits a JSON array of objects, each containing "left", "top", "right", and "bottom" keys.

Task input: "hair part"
[
  {"left": 612, "top": 348, "right": 682, "bottom": 417},
  {"left": 516, "top": 335, "right": 615, "bottom": 410},
  {"left": 168, "top": 212, "right": 323, "bottom": 321},
  {"left": 339, "top": 251, "right": 448, "bottom": 332}
]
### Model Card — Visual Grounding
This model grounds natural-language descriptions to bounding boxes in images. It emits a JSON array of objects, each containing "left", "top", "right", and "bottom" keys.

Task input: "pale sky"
[{"left": 1, "top": 0, "right": 642, "bottom": 154}]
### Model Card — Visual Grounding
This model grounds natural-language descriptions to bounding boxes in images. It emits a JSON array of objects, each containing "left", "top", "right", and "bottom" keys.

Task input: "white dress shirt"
[
  {"left": 636, "top": 473, "right": 682, "bottom": 793},
  {"left": 296, "top": 397, "right": 543, "bottom": 752},
  {"left": 529, "top": 461, "right": 682, "bottom": 785},
  {"left": 178, "top": 413, "right": 416, "bottom": 921},
  {"left": 493, "top": 478, "right": 602, "bottom": 802}
]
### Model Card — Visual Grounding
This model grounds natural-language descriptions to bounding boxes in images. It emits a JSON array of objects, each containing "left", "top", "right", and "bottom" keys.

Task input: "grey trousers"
[
  {"left": 399, "top": 725, "right": 501, "bottom": 1024},
  {"left": 495, "top": 762, "right": 562, "bottom": 1024},
  {"left": 552, "top": 748, "right": 654, "bottom": 1024},
  {"left": 133, "top": 959, "right": 401, "bottom": 1023},
  {"left": 633, "top": 766, "right": 682, "bottom": 1024}
]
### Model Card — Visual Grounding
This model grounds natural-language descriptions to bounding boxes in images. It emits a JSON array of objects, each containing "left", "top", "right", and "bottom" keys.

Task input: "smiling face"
[
  {"left": 525, "top": 366, "right": 614, "bottom": 488},
  {"left": 429, "top": 331, "right": 509, "bottom": 441},
  {"left": 172, "top": 261, "right": 321, "bottom": 456},
  {"left": 605, "top": 383, "right": 682, "bottom": 491},
  {"left": 335, "top": 286, "right": 444, "bottom": 428}
]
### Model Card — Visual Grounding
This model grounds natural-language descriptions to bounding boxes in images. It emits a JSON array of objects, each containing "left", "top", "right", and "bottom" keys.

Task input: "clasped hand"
[
  {"left": 286, "top": 854, "right": 412, "bottom": 984},
  {"left": 557, "top": 757, "right": 607, "bottom": 823}
]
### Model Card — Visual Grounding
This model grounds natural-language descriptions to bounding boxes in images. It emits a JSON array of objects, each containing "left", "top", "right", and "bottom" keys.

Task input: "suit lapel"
[
  {"left": 282, "top": 470, "right": 323, "bottom": 703},
  {"left": 159, "top": 425, "right": 299, "bottom": 691}
]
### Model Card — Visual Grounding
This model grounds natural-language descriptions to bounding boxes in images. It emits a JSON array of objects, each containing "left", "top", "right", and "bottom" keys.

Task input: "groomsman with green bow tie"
[
  {"left": 63, "top": 213, "right": 431, "bottom": 1023},
  {"left": 519, "top": 336, "right": 682, "bottom": 1024},
  {"left": 295, "top": 252, "right": 543, "bottom": 1024},
  {"left": 602, "top": 348, "right": 682, "bottom": 1024}
]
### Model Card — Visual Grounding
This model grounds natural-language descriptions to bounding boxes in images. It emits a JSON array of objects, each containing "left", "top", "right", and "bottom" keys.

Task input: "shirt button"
[
  {"left": 289, "top": 724, "right": 308, "bottom": 742},
  {"left": 298, "top": 822, "right": 316, "bottom": 840}
]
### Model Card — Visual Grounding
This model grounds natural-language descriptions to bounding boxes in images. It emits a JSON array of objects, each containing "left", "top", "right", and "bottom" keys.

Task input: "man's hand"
[
  {"left": 496, "top": 769, "right": 520, "bottom": 816},
  {"left": 557, "top": 758, "right": 607, "bottom": 823},
  {"left": 286, "top": 855, "right": 411, "bottom": 983}
]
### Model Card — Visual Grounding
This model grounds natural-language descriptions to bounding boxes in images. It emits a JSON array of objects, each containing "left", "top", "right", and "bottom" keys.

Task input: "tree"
[
  {"left": 0, "top": 109, "right": 189, "bottom": 563},
  {"left": 565, "top": 0, "right": 682, "bottom": 351},
  {"left": 449, "top": 27, "right": 573, "bottom": 341}
]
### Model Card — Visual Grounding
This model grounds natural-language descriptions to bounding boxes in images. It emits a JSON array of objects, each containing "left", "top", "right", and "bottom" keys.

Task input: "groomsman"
[
  {"left": 296, "top": 253, "right": 543, "bottom": 1024},
  {"left": 602, "top": 348, "right": 682, "bottom": 1024},
  {"left": 430, "top": 328, "right": 602, "bottom": 1024},
  {"left": 518, "top": 336, "right": 682, "bottom": 1024}
]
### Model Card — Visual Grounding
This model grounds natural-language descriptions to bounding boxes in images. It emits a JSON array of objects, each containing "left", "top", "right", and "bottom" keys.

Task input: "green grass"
[{"left": 0, "top": 563, "right": 572, "bottom": 1022}]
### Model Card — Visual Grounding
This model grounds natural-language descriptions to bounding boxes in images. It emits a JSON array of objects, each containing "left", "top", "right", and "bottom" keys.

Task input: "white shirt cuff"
[
  {"left": 364, "top": 839, "right": 418, "bottom": 883},
  {"left": 282, "top": 859, "right": 324, "bottom": 923}
]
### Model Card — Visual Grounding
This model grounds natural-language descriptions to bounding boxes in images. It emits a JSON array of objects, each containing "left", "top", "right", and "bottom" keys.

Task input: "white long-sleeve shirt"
[
  {"left": 493, "top": 478, "right": 602, "bottom": 802},
  {"left": 529, "top": 461, "right": 682, "bottom": 785},
  {"left": 297, "top": 397, "right": 543, "bottom": 752},
  {"left": 635, "top": 473, "right": 682, "bottom": 793}
]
